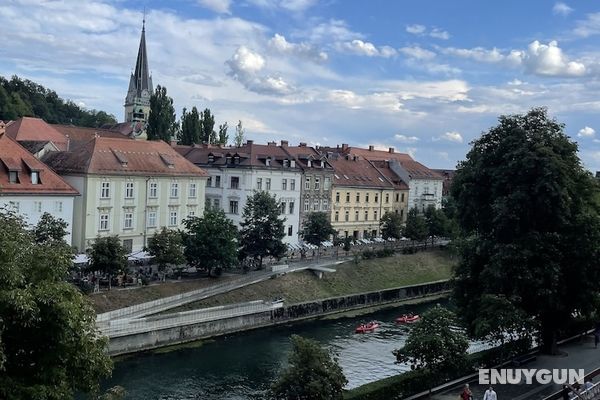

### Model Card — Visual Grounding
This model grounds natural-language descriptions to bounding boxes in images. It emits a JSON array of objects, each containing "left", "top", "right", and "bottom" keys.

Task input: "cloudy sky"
[{"left": 3, "top": 0, "right": 600, "bottom": 171}]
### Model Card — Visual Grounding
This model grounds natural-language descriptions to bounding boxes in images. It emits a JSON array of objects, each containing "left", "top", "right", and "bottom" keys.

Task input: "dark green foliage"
[
  {"left": 424, "top": 205, "right": 450, "bottom": 246},
  {"left": 200, "top": 108, "right": 216, "bottom": 144},
  {"left": 343, "top": 237, "right": 352, "bottom": 253},
  {"left": 379, "top": 211, "right": 403, "bottom": 240},
  {"left": 88, "top": 236, "right": 127, "bottom": 290},
  {"left": 452, "top": 107, "right": 600, "bottom": 354},
  {"left": 183, "top": 208, "right": 238, "bottom": 276},
  {"left": 362, "top": 248, "right": 394, "bottom": 260},
  {"left": 403, "top": 208, "right": 428, "bottom": 243},
  {"left": 234, "top": 120, "right": 244, "bottom": 147},
  {"left": 301, "top": 212, "right": 335, "bottom": 246},
  {"left": 0, "top": 75, "right": 116, "bottom": 126},
  {"left": 240, "top": 191, "right": 287, "bottom": 269},
  {"left": 147, "top": 227, "right": 185, "bottom": 272},
  {"left": 147, "top": 85, "right": 178, "bottom": 142},
  {"left": 362, "top": 250, "right": 376, "bottom": 260},
  {"left": 272, "top": 335, "right": 347, "bottom": 400},
  {"left": 33, "top": 212, "right": 68, "bottom": 243},
  {"left": 218, "top": 122, "right": 229, "bottom": 145},
  {"left": 178, "top": 106, "right": 202, "bottom": 145},
  {"left": 0, "top": 211, "right": 112, "bottom": 399}
]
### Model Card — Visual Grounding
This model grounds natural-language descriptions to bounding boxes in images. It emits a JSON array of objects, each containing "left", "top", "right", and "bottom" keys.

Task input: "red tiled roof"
[
  {"left": 0, "top": 133, "right": 79, "bottom": 196},
  {"left": 327, "top": 155, "right": 393, "bottom": 189},
  {"left": 370, "top": 160, "right": 409, "bottom": 190},
  {"left": 4, "top": 117, "right": 69, "bottom": 151},
  {"left": 52, "top": 124, "right": 130, "bottom": 148},
  {"left": 42, "top": 137, "right": 208, "bottom": 177}
]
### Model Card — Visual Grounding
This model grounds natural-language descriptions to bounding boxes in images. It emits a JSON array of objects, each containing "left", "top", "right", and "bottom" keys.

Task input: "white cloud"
[
  {"left": 338, "top": 40, "right": 396, "bottom": 58},
  {"left": 573, "top": 13, "right": 600, "bottom": 37},
  {"left": 430, "top": 28, "right": 450, "bottom": 40},
  {"left": 523, "top": 40, "right": 586, "bottom": 77},
  {"left": 227, "top": 46, "right": 265, "bottom": 74},
  {"left": 406, "top": 24, "right": 449, "bottom": 40},
  {"left": 197, "top": 0, "right": 231, "bottom": 14},
  {"left": 394, "top": 134, "right": 419, "bottom": 143},
  {"left": 507, "top": 79, "right": 524, "bottom": 86},
  {"left": 406, "top": 24, "right": 426, "bottom": 35},
  {"left": 553, "top": 2, "right": 573, "bottom": 16},
  {"left": 398, "top": 46, "right": 436, "bottom": 60},
  {"left": 247, "top": 0, "right": 317, "bottom": 12},
  {"left": 440, "top": 131, "right": 463, "bottom": 143},
  {"left": 578, "top": 126, "right": 596, "bottom": 137},
  {"left": 268, "top": 33, "right": 327, "bottom": 62},
  {"left": 442, "top": 46, "right": 506, "bottom": 63},
  {"left": 326, "top": 90, "right": 403, "bottom": 112},
  {"left": 297, "top": 19, "right": 361, "bottom": 42}
]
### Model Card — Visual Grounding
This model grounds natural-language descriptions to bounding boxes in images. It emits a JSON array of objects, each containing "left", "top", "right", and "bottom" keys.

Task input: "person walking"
[
  {"left": 483, "top": 386, "right": 497, "bottom": 400},
  {"left": 460, "top": 384, "right": 473, "bottom": 400}
]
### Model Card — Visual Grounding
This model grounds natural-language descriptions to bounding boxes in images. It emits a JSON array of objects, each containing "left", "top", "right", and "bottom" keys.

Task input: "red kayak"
[
  {"left": 355, "top": 321, "right": 380, "bottom": 333},
  {"left": 396, "top": 314, "right": 420, "bottom": 324}
]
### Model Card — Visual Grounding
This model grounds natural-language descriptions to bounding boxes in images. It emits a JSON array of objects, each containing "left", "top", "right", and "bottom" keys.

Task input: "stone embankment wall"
[{"left": 107, "top": 279, "right": 450, "bottom": 356}]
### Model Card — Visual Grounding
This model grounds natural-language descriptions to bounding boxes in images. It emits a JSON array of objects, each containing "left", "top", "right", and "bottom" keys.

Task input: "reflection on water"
[{"left": 102, "top": 300, "right": 447, "bottom": 399}]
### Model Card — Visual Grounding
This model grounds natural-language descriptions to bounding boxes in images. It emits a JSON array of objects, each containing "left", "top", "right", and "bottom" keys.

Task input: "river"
[{"left": 102, "top": 299, "right": 480, "bottom": 399}]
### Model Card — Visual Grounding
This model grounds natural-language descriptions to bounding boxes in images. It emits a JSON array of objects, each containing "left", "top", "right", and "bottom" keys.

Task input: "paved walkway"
[{"left": 431, "top": 336, "right": 600, "bottom": 400}]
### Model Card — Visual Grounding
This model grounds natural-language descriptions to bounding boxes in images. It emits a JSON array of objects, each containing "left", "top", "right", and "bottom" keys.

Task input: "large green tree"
[
  {"left": 33, "top": 212, "right": 68, "bottom": 244},
  {"left": 404, "top": 208, "right": 428, "bottom": 244},
  {"left": 218, "top": 122, "right": 229, "bottom": 145},
  {"left": 424, "top": 205, "right": 449, "bottom": 246},
  {"left": 379, "top": 211, "right": 403, "bottom": 240},
  {"left": 183, "top": 208, "right": 238, "bottom": 276},
  {"left": 301, "top": 212, "right": 335, "bottom": 248},
  {"left": 200, "top": 108, "right": 216, "bottom": 144},
  {"left": 88, "top": 236, "right": 128, "bottom": 290},
  {"left": 178, "top": 106, "right": 202, "bottom": 145},
  {"left": 240, "top": 191, "right": 287, "bottom": 269},
  {"left": 0, "top": 211, "right": 112, "bottom": 399},
  {"left": 452, "top": 108, "right": 600, "bottom": 354},
  {"left": 234, "top": 120, "right": 245, "bottom": 147},
  {"left": 271, "top": 335, "right": 347, "bottom": 400},
  {"left": 147, "top": 85, "right": 178, "bottom": 142},
  {"left": 147, "top": 227, "right": 185, "bottom": 277}
]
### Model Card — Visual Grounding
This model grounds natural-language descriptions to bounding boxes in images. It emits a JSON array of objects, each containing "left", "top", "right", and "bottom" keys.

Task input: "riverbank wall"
[{"left": 106, "top": 279, "right": 451, "bottom": 356}]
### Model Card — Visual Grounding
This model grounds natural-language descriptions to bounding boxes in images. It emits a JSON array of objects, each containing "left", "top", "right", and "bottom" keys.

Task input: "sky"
[{"left": 3, "top": 0, "right": 600, "bottom": 171}]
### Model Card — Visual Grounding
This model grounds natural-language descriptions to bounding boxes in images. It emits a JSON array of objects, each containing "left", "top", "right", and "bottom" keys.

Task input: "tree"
[
  {"left": 393, "top": 305, "right": 469, "bottom": 396},
  {"left": 218, "top": 122, "right": 229, "bottom": 145},
  {"left": 240, "top": 191, "right": 287, "bottom": 269},
  {"left": 0, "top": 211, "right": 112, "bottom": 399},
  {"left": 88, "top": 236, "right": 127, "bottom": 290},
  {"left": 178, "top": 106, "right": 202, "bottom": 145},
  {"left": 301, "top": 212, "right": 335, "bottom": 258},
  {"left": 451, "top": 108, "right": 600, "bottom": 354},
  {"left": 200, "top": 108, "right": 216, "bottom": 144},
  {"left": 424, "top": 205, "right": 449, "bottom": 246},
  {"left": 380, "top": 211, "right": 403, "bottom": 240},
  {"left": 147, "top": 85, "right": 178, "bottom": 142},
  {"left": 183, "top": 208, "right": 238, "bottom": 276},
  {"left": 404, "top": 208, "right": 428, "bottom": 245},
  {"left": 33, "top": 212, "right": 68, "bottom": 243},
  {"left": 271, "top": 335, "right": 347, "bottom": 400},
  {"left": 234, "top": 120, "right": 245, "bottom": 147},
  {"left": 147, "top": 227, "right": 185, "bottom": 279}
]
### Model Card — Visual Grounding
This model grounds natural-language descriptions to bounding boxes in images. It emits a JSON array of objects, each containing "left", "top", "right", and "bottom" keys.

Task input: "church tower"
[{"left": 124, "top": 19, "right": 153, "bottom": 138}]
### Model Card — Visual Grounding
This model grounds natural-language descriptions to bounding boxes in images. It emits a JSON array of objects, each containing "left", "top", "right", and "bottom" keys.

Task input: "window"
[
  {"left": 169, "top": 209, "right": 178, "bottom": 226},
  {"left": 346, "top": 192, "right": 350, "bottom": 202},
  {"left": 322, "top": 199, "right": 328, "bottom": 210},
  {"left": 385, "top": 193, "right": 390, "bottom": 203},
  {"left": 124, "top": 211, "right": 133, "bottom": 229},
  {"left": 304, "top": 199, "right": 310, "bottom": 212},
  {"left": 344, "top": 211, "right": 349, "bottom": 222},
  {"left": 170, "top": 182, "right": 179, "bottom": 198},
  {"left": 282, "top": 179, "right": 287, "bottom": 190},
  {"left": 401, "top": 193, "right": 405, "bottom": 202},
  {"left": 374, "top": 193, "right": 379, "bottom": 203},
  {"left": 205, "top": 198, "right": 211, "bottom": 209},
  {"left": 314, "top": 177, "right": 320, "bottom": 190},
  {"left": 374, "top": 210, "right": 378, "bottom": 220},
  {"left": 213, "top": 198, "right": 220, "bottom": 209},
  {"left": 125, "top": 182, "right": 134, "bottom": 199},
  {"left": 283, "top": 159, "right": 289, "bottom": 168},
  {"left": 265, "top": 157, "right": 271, "bottom": 166},
  {"left": 400, "top": 209, "right": 404, "bottom": 218},
  {"left": 207, "top": 177, "right": 212, "bottom": 187},
  {"left": 31, "top": 171, "right": 40, "bottom": 184},
  {"left": 288, "top": 225, "right": 293, "bottom": 236},
  {"left": 257, "top": 178, "right": 262, "bottom": 190},
  {"left": 215, "top": 176, "right": 221, "bottom": 188},
  {"left": 101, "top": 182, "right": 110, "bottom": 198},
  {"left": 229, "top": 200, "right": 239, "bottom": 214},
  {"left": 231, "top": 177, "right": 239, "bottom": 189},
  {"left": 366, "top": 193, "right": 370, "bottom": 203},
  {"left": 313, "top": 199, "right": 320, "bottom": 211},
  {"left": 149, "top": 182, "right": 158, "bottom": 198},
  {"left": 336, "top": 192, "right": 340, "bottom": 202},
  {"left": 34, "top": 201, "right": 42, "bottom": 213},
  {"left": 189, "top": 183, "right": 197, "bottom": 198},
  {"left": 8, "top": 171, "right": 18, "bottom": 183},
  {"left": 355, "top": 210, "right": 359, "bottom": 221},
  {"left": 289, "top": 202, "right": 295, "bottom": 214},
  {"left": 324, "top": 177, "right": 331, "bottom": 190},
  {"left": 188, "top": 207, "right": 196, "bottom": 217},
  {"left": 396, "top": 193, "right": 400, "bottom": 202},
  {"left": 281, "top": 202, "right": 286, "bottom": 215},
  {"left": 290, "top": 179, "right": 296, "bottom": 191},
  {"left": 335, "top": 211, "right": 339, "bottom": 221},
  {"left": 356, "top": 193, "right": 360, "bottom": 202},
  {"left": 147, "top": 211, "right": 157, "bottom": 228},
  {"left": 305, "top": 177, "right": 310, "bottom": 190},
  {"left": 55, "top": 201, "right": 63, "bottom": 213},
  {"left": 122, "top": 239, "right": 133, "bottom": 253},
  {"left": 266, "top": 178, "right": 271, "bottom": 190},
  {"left": 99, "top": 213, "right": 109, "bottom": 231},
  {"left": 364, "top": 210, "right": 369, "bottom": 220}
]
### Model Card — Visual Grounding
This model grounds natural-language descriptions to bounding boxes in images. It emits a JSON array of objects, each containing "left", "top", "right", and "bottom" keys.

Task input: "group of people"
[{"left": 460, "top": 384, "right": 496, "bottom": 400}]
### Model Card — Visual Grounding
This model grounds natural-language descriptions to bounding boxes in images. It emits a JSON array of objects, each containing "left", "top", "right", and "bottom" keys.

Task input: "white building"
[
  {"left": 176, "top": 140, "right": 303, "bottom": 245},
  {"left": 0, "top": 133, "right": 78, "bottom": 242}
]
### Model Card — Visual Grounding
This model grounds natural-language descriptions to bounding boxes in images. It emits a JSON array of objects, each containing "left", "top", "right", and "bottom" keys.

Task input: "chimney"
[
  {"left": 388, "top": 147, "right": 395, "bottom": 154},
  {"left": 280, "top": 140, "right": 288, "bottom": 147},
  {"left": 246, "top": 140, "right": 253, "bottom": 145},
  {"left": 341, "top": 143, "right": 349, "bottom": 151},
  {"left": 268, "top": 141, "right": 277, "bottom": 146},
  {"left": 368, "top": 145, "right": 374, "bottom": 151},
  {"left": 299, "top": 142, "right": 307, "bottom": 147}
]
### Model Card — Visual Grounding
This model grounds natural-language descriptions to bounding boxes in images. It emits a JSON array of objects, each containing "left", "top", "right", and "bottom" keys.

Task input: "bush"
[
  {"left": 376, "top": 248, "right": 395, "bottom": 258},
  {"left": 362, "top": 250, "right": 376, "bottom": 260}
]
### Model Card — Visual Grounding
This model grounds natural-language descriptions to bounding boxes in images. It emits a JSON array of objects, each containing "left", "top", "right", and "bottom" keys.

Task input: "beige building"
[{"left": 43, "top": 137, "right": 207, "bottom": 253}]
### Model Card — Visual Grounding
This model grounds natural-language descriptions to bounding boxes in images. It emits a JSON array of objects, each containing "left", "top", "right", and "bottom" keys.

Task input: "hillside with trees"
[{"left": 0, "top": 75, "right": 117, "bottom": 127}]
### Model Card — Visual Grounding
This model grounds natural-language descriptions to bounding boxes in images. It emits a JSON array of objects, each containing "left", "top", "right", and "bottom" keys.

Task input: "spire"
[{"left": 132, "top": 19, "right": 151, "bottom": 96}]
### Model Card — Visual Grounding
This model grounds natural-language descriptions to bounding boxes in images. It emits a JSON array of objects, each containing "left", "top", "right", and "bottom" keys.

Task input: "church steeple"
[{"left": 124, "top": 18, "right": 153, "bottom": 137}]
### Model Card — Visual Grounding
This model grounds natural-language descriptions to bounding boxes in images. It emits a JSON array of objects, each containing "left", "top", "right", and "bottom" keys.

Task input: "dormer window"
[
  {"left": 31, "top": 171, "right": 40, "bottom": 184},
  {"left": 9, "top": 171, "right": 19, "bottom": 184},
  {"left": 283, "top": 159, "right": 289, "bottom": 168},
  {"left": 226, "top": 156, "right": 232, "bottom": 164},
  {"left": 265, "top": 157, "right": 271, "bottom": 167},
  {"left": 291, "top": 160, "right": 296, "bottom": 168},
  {"left": 307, "top": 160, "right": 312, "bottom": 167},
  {"left": 208, "top": 155, "right": 215, "bottom": 163},
  {"left": 234, "top": 156, "right": 240, "bottom": 164}
]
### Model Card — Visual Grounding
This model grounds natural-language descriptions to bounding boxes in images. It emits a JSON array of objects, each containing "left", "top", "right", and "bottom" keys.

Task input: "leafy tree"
[
  {"left": 234, "top": 120, "right": 245, "bottom": 147},
  {"left": 404, "top": 208, "right": 428, "bottom": 245},
  {"left": 0, "top": 211, "right": 112, "bottom": 399},
  {"left": 301, "top": 212, "right": 335, "bottom": 250},
  {"left": 33, "top": 212, "right": 68, "bottom": 243},
  {"left": 147, "top": 227, "right": 185, "bottom": 278},
  {"left": 200, "top": 108, "right": 216, "bottom": 144},
  {"left": 380, "top": 211, "right": 403, "bottom": 240},
  {"left": 424, "top": 205, "right": 449, "bottom": 246},
  {"left": 240, "top": 191, "right": 286, "bottom": 269},
  {"left": 393, "top": 305, "right": 469, "bottom": 395},
  {"left": 451, "top": 108, "right": 600, "bottom": 354},
  {"left": 147, "top": 85, "right": 178, "bottom": 142},
  {"left": 218, "top": 122, "right": 229, "bottom": 145},
  {"left": 88, "top": 236, "right": 127, "bottom": 290},
  {"left": 271, "top": 335, "right": 347, "bottom": 400},
  {"left": 183, "top": 208, "right": 238, "bottom": 276},
  {"left": 343, "top": 236, "right": 352, "bottom": 255},
  {"left": 178, "top": 106, "right": 202, "bottom": 145}
]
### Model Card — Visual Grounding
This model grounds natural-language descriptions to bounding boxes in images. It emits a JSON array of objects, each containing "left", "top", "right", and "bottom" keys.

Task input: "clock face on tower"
[{"left": 141, "top": 89, "right": 149, "bottom": 98}]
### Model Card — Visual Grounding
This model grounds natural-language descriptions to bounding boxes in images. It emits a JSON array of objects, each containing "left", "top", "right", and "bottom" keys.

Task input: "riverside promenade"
[{"left": 428, "top": 337, "right": 600, "bottom": 400}]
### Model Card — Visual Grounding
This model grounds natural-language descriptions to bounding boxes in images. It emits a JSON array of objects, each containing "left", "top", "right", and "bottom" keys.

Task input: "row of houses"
[{"left": 0, "top": 117, "right": 446, "bottom": 254}]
